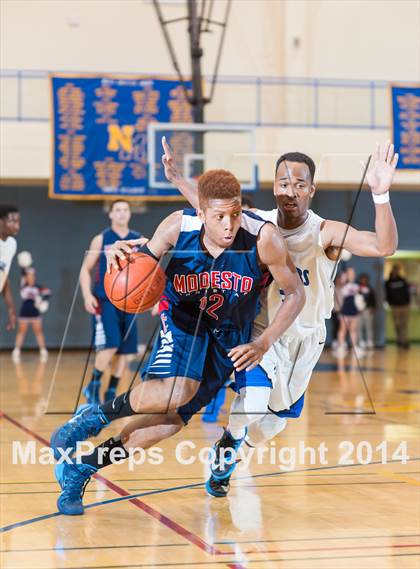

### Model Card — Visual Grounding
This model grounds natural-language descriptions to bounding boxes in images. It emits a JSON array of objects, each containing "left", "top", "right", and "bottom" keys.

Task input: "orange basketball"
[{"left": 104, "top": 252, "right": 166, "bottom": 314}]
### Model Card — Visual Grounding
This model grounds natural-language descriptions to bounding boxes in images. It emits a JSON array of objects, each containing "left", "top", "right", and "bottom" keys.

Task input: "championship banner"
[
  {"left": 49, "top": 75, "right": 192, "bottom": 199},
  {"left": 390, "top": 84, "right": 420, "bottom": 170}
]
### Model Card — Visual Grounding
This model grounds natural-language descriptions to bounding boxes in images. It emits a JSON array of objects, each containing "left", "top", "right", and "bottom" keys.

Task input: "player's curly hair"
[{"left": 198, "top": 169, "right": 241, "bottom": 208}]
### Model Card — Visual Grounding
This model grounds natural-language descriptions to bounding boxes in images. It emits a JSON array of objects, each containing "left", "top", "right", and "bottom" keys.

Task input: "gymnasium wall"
[
  {"left": 2, "top": 0, "right": 418, "bottom": 78},
  {"left": 0, "top": 185, "right": 418, "bottom": 350},
  {"left": 1, "top": 0, "right": 419, "bottom": 185}
]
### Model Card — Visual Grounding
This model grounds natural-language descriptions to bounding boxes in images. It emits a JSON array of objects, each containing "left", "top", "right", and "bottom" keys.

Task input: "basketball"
[{"left": 104, "top": 252, "right": 165, "bottom": 313}]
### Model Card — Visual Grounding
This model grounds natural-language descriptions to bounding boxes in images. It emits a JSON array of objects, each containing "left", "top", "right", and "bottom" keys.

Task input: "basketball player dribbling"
[
  {"left": 162, "top": 138, "right": 399, "bottom": 496},
  {"left": 80, "top": 199, "right": 147, "bottom": 404},
  {"left": 51, "top": 168, "right": 305, "bottom": 515}
]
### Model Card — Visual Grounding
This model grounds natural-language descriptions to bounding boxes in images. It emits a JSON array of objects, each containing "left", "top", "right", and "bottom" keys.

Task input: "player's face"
[
  {"left": 347, "top": 267, "right": 356, "bottom": 282},
  {"left": 109, "top": 202, "right": 131, "bottom": 226},
  {"left": 0, "top": 212, "right": 20, "bottom": 237},
  {"left": 273, "top": 161, "right": 315, "bottom": 222},
  {"left": 199, "top": 198, "right": 242, "bottom": 248}
]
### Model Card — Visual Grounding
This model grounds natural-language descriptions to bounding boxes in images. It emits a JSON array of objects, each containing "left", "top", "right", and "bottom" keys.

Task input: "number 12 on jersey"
[{"left": 199, "top": 294, "right": 224, "bottom": 320}]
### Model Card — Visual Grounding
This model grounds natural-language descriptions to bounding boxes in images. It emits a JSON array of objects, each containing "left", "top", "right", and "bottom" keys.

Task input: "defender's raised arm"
[
  {"left": 322, "top": 141, "right": 398, "bottom": 258},
  {"left": 162, "top": 136, "right": 199, "bottom": 208}
]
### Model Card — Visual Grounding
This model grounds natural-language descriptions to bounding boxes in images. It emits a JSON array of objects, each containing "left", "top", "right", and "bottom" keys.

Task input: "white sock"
[
  {"left": 227, "top": 386, "right": 271, "bottom": 440},
  {"left": 246, "top": 413, "right": 287, "bottom": 447}
]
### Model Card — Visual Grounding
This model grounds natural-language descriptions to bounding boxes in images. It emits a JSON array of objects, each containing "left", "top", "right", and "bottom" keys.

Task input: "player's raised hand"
[
  {"left": 228, "top": 338, "right": 268, "bottom": 372},
  {"left": 106, "top": 239, "right": 136, "bottom": 273},
  {"left": 161, "top": 136, "right": 184, "bottom": 185},
  {"left": 364, "top": 140, "right": 399, "bottom": 195}
]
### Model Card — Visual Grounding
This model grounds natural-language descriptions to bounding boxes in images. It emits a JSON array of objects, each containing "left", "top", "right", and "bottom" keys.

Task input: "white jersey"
[
  {"left": 254, "top": 209, "right": 336, "bottom": 338},
  {"left": 0, "top": 236, "right": 17, "bottom": 292}
]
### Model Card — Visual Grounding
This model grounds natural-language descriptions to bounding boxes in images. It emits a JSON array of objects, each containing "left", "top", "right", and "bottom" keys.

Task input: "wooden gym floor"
[{"left": 1, "top": 346, "right": 419, "bottom": 568}]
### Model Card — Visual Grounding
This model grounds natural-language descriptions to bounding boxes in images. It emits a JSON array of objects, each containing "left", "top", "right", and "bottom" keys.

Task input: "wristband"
[
  {"left": 372, "top": 191, "right": 390, "bottom": 204},
  {"left": 137, "top": 244, "right": 159, "bottom": 262}
]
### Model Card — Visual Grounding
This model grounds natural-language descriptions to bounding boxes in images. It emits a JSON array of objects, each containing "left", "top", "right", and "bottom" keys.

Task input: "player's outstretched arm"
[
  {"left": 229, "top": 224, "right": 305, "bottom": 372},
  {"left": 322, "top": 141, "right": 398, "bottom": 258},
  {"left": 106, "top": 211, "right": 182, "bottom": 272},
  {"left": 162, "top": 136, "right": 199, "bottom": 209}
]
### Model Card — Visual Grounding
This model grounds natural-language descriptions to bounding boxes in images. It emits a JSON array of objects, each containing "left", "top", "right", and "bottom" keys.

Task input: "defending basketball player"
[
  {"left": 79, "top": 200, "right": 147, "bottom": 404},
  {"left": 51, "top": 168, "right": 305, "bottom": 515},
  {"left": 161, "top": 138, "right": 399, "bottom": 497}
]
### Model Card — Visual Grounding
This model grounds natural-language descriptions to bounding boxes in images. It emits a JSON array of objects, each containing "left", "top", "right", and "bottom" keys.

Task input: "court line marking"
[
  {"left": 3, "top": 470, "right": 420, "bottom": 484},
  {"left": 1, "top": 411, "right": 419, "bottom": 526},
  {"left": 217, "top": 543, "right": 420, "bottom": 555},
  {"left": 2, "top": 534, "right": 419, "bottom": 553},
  {"left": 2, "top": 543, "right": 419, "bottom": 558},
  {"left": 1, "top": 410, "right": 419, "bottom": 569},
  {"left": 1, "top": 543, "right": 190, "bottom": 553},
  {"left": 214, "top": 533, "right": 420, "bottom": 544},
  {"left": 0, "top": 411, "right": 244, "bottom": 569},
  {"left": 379, "top": 470, "right": 420, "bottom": 487},
  {"left": 4, "top": 552, "right": 419, "bottom": 567},
  {"left": 0, "top": 480, "right": 405, "bottom": 496}
]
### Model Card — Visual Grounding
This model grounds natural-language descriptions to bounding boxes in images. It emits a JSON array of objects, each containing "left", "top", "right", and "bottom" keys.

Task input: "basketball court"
[
  {"left": 1, "top": 347, "right": 419, "bottom": 568},
  {"left": 1, "top": 1, "right": 419, "bottom": 568}
]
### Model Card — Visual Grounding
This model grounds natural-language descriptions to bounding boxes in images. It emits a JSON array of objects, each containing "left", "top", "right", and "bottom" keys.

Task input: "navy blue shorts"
[
  {"left": 142, "top": 309, "right": 248, "bottom": 424},
  {"left": 341, "top": 296, "right": 358, "bottom": 317},
  {"left": 93, "top": 297, "right": 138, "bottom": 354}
]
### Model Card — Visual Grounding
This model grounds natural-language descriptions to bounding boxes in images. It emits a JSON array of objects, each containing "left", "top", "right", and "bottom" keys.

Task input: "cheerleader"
[
  {"left": 12, "top": 261, "right": 51, "bottom": 363},
  {"left": 335, "top": 267, "right": 366, "bottom": 359}
]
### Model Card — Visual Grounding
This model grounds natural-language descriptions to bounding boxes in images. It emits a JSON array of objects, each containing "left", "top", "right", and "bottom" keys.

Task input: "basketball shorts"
[
  {"left": 236, "top": 325, "right": 326, "bottom": 418},
  {"left": 93, "top": 297, "right": 138, "bottom": 354},
  {"left": 142, "top": 308, "right": 250, "bottom": 424}
]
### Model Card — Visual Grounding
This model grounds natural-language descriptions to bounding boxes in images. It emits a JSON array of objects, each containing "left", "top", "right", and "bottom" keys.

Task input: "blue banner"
[
  {"left": 50, "top": 75, "right": 192, "bottom": 199},
  {"left": 390, "top": 84, "right": 420, "bottom": 170}
]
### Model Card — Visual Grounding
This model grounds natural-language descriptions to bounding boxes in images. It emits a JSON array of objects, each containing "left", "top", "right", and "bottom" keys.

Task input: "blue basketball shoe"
[
  {"left": 50, "top": 404, "right": 109, "bottom": 461},
  {"left": 205, "top": 428, "right": 246, "bottom": 498},
  {"left": 83, "top": 380, "right": 101, "bottom": 405},
  {"left": 55, "top": 461, "right": 97, "bottom": 515},
  {"left": 206, "top": 474, "right": 231, "bottom": 498}
]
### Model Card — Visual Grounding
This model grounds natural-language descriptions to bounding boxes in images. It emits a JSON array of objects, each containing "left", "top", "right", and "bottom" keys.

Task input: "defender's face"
[
  {"left": 199, "top": 198, "right": 242, "bottom": 248},
  {"left": 274, "top": 161, "right": 315, "bottom": 220},
  {"left": 109, "top": 202, "right": 131, "bottom": 226},
  {"left": 0, "top": 212, "right": 20, "bottom": 237}
]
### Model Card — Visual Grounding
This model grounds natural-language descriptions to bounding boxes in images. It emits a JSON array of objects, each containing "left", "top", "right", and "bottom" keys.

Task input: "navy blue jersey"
[
  {"left": 160, "top": 209, "right": 271, "bottom": 332},
  {"left": 94, "top": 228, "right": 141, "bottom": 299}
]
